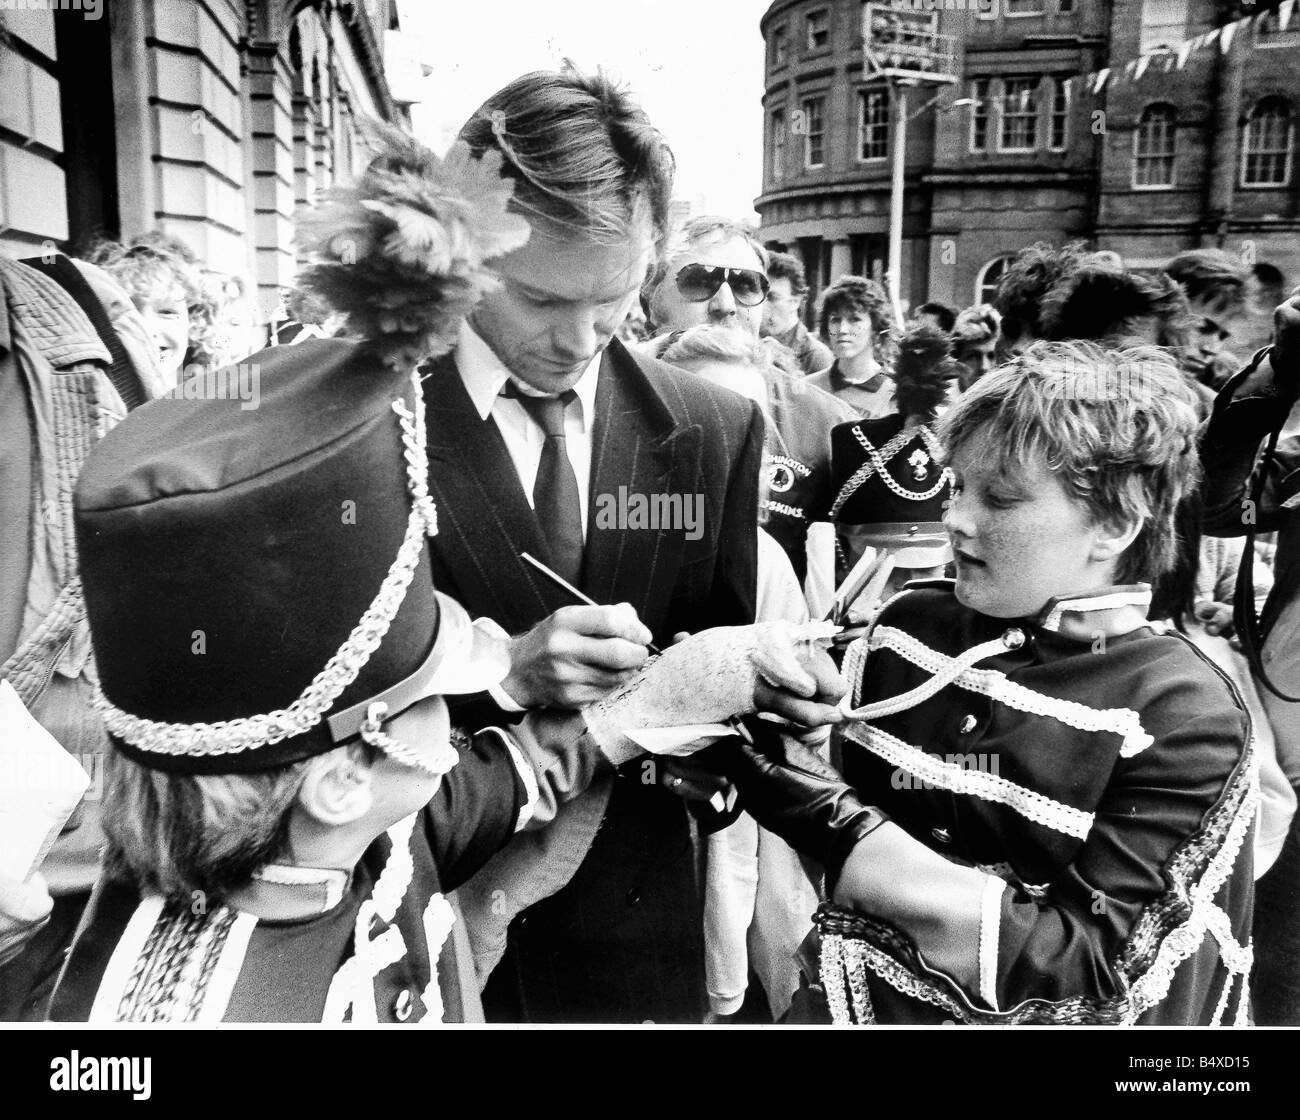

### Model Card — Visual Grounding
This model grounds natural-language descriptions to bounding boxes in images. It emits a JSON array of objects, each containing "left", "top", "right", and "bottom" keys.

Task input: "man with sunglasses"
[{"left": 643, "top": 217, "right": 854, "bottom": 594}]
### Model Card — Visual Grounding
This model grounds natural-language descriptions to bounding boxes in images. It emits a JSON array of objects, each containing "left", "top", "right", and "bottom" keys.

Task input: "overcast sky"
[{"left": 399, "top": 0, "right": 772, "bottom": 223}]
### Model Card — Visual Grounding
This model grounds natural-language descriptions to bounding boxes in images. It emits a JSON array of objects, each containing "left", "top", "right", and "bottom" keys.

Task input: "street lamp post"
[{"left": 864, "top": 5, "right": 959, "bottom": 327}]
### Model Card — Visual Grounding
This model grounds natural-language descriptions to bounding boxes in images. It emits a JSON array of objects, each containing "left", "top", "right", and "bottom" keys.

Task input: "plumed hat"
[{"left": 75, "top": 126, "right": 530, "bottom": 774}]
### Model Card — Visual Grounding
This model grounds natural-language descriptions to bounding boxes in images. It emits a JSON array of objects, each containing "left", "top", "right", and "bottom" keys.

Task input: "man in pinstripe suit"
[{"left": 421, "top": 66, "right": 842, "bottom": 1022}]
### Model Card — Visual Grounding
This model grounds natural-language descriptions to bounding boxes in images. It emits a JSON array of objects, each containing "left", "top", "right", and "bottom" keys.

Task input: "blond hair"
[{"left": 937, "top": 340, "right": 1201, "bottom": 583}]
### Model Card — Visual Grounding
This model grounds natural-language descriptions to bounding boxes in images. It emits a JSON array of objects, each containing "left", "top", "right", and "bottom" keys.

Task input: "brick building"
[
  {"left": 0, "top": 0, "right": 418, "bottom": 324},
  {"left": 756, "top": 0, "right": 1297, "bottom": 350}
]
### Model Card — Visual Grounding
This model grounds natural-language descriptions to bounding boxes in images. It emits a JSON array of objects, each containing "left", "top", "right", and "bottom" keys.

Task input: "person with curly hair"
[
  {"left": 808, "top": 275, "right": 896, "bottom": 417},
  {"left": 86, "top": 233, "right": 218, "bottom": 389}
]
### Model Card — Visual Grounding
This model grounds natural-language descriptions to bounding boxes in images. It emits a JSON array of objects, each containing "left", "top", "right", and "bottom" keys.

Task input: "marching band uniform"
[
  {"left": 725, "top": 580, "right": 1256, "bottom": 1024},
  {"left": 830, "top": 414, "right": 953, "bottom": 573},
  {"left": 46, "top": 336, "right": 618, "bottom": 1023}
]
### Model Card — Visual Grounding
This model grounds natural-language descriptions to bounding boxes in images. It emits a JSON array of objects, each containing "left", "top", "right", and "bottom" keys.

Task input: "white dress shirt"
[{"left": 455, "top": 322, "right": 601, "bottom": 535}]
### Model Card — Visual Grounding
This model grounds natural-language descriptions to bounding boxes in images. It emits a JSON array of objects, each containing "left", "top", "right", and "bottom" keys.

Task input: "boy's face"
[
  {"left": 136, "top": 283, "right": 191, "bottom": 386},
  {"left": 943, "top": 427, "right": 1120, "bottom": 619}
]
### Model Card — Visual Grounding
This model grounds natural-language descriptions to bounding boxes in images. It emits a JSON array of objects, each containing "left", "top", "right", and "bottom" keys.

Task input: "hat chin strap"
[{"left": 358, "top": 700, "right": 457, "bottom": 780}]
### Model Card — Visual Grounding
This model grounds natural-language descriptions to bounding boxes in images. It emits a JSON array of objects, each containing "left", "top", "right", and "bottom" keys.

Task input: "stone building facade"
[
  {"left": 756, "top": 0, "right": 1297, "bottom": 348},
  {"left": 0, "top": 0, "right": 417, "bottom": 324}
]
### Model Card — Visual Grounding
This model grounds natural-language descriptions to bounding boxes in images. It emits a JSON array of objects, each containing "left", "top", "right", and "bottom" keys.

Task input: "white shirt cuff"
[{"left": 487, "top": 681, "right": 527, "bottom": 713}]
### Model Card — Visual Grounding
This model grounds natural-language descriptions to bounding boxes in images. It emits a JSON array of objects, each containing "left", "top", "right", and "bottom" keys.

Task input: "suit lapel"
[
  {"left": 584, "top": 341, "right": 701, "bottom": 636},
  {"left": 422, "top": 355, "right": 568, "bottom": 632}
]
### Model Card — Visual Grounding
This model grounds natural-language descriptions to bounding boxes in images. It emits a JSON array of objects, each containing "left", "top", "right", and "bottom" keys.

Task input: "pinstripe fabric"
[{"left": 424, "top": 336, "right": 762, "bottom": 1022}]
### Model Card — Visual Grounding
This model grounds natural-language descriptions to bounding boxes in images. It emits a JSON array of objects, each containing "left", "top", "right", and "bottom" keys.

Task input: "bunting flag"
[{"left": 947, "top": 4, "right": 1293, "bottom": 102}]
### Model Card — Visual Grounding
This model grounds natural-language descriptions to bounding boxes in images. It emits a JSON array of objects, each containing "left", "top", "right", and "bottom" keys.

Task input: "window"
[
  {"left": 1138, "top": 0, "right": 1189, "bottom": 54},
  {"left": 772, "top": 110, "right": 786, "bottom": 182},
  {"left": 1058, "top": 0, "right": 1075, "bottom": 11},
  {"left": 1048, "top": 77, "right": 1070, "bottom": 150},
  {"left": 999, "top": 76, "right": 1039, "bottom": 152},
  {"left": 970, "top": 78, "right": 990, "bottom": 152},
  {"left": 773, "top": 25, "right": 788, "bottom": 67},
  {"left": 858, "top": 87, "right": 890, "bottom": 161},
  {"left": 1241, "top": 97, "right": 1293, "bottom": 188},
  {"left": 1133, "top": 104, "right": 1177, "bottom": 188},
  {"left": 801, "top": 97, "right": 825, "bottom": 168},
  {"left": 1255, "top": 3, "right": 1299, "bottom": 46},
  {"left": 807, "top": 10, "right": 829, "bottom": 51},
  {"left": 976, "top": 256, "right": 1014, "bottom": 305},
  {"left": 1006, "top": 0, "right": 1045, "bottom": 13}
]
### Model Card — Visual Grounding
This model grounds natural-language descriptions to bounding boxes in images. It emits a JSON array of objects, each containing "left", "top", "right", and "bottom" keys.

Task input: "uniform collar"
[
  {"left": 1035, "top": 585, "right": 1155, "bottom": 640},
  {"left": 456, "top": 320, "right": 600, "bottom": 424}
]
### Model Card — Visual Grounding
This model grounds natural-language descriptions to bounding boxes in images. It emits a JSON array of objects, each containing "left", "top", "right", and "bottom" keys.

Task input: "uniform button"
[
  {"left": 959, "top": 714, "right": 977, "bottom": 735},
  {"left": 931, "top": 827, "right": 952, "bottom": 845},
  {"left": 626, "top": 888, "right": 641, "bottom": 907},
  {"left": 1002, "top": 628, "right": 1025, "bottom": 650},
  {"left": 908, "top": 525, "right": 919, "bottom": 535},
  {"left": 393, "top": 989, "right": 413, "bottom": 1022}
]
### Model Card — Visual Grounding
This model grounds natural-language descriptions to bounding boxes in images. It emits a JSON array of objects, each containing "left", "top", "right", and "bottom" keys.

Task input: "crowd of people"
[{"left": 1, "top": 63, "right": 1297, "bottom": 1027}]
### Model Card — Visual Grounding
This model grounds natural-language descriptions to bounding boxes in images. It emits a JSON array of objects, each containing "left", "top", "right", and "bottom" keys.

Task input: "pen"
[{"left": 520, "top": 551, "right": 754, "bottom": 747}]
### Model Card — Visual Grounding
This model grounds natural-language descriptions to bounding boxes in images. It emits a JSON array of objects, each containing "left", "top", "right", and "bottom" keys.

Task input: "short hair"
[
  {"left": 458, "top": 64, "right": 675, "bottom": 250},
  {"left": 640, "top": 214, "right": 769, "bottom": 329},
  {"left": 817, "top": 275, "right": 893, "bottom": 342},
  {"left": 993, "top": 241, "right": 1093, "bottom": 346},
  {"left": 952, "top": 304, "right": 1001, "bottom": 352},
  {"left": 661, "top": 323, "right": 766, "bottom": 368},
  {"left": 1039, "top": 259, "right": 1193, "bottom": 347},
  {"left": 937, "top": 340, "right": 1202, "bottom": 584},
  {"left": 766, "top": 250, "right": 809, "bottom": 296},
  {"left": 1165, "top": 249, "right": 1248, "bottom": 316},
  {"left": 916, "top": 300, "right": 958, "bottom": 332},
  {"left": 101, "top": 748, "right": 312, "bottom": 901}
]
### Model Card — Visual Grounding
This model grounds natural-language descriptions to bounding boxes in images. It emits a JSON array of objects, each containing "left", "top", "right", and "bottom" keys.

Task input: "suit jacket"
[{"left": 422, "top": 335, "right": 762, "bottom": 1022}]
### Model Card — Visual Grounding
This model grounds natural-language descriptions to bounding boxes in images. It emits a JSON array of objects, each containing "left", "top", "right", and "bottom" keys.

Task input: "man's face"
[
  {"left": 762, "top": 277, "right": 802, "bottom": 336},
  {"left": 1183, "top": 297, "right": 1236, "bottom": 378},
  {"left": 471, "top": 220, "right": 655, "bottom": 394},
  {"left": 955, "top": 339, "right": 997, "bottom": 389},
  {"left": 652, "top": 233, "right": 767, "bottom": 341}
]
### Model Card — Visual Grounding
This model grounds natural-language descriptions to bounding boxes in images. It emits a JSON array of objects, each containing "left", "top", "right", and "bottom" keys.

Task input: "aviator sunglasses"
[{"left": 674, "top": 263, "right": 770, "bottom": 307}]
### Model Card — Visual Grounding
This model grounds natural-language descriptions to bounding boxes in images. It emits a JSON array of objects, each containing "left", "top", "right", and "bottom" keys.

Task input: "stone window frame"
[
  {"left": 1240, "top": 96, "right": 1294, "bottom": 189},
  {"left": 1132, "top": 102, "right": 1178, "bottom": 190},
  {"left": 772, "top": 108, "right": 787, "bottom": 182},
  {"left": 802, "top": 95, "right": 827, "bottom": 169},
  {"left": 858, "top": 84, "right": 890, "bottom": 162}
]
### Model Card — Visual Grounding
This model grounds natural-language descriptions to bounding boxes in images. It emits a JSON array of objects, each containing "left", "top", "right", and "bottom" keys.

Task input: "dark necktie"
[{"left": 503, "top": 383, "right": 584, "bottom": 585}]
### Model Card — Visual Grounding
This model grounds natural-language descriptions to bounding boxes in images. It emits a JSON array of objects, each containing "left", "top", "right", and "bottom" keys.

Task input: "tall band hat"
[
  {"left": 75, "top": 125, "right": 531, "bottom": 775},
  {"left": 828, "top": 323, "right": 958, "bottom": 568}
]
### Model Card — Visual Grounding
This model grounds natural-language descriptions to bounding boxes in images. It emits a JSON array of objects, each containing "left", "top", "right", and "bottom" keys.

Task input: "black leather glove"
[{"left": 709, "top": 723, "right": 889, "bottom": 892}]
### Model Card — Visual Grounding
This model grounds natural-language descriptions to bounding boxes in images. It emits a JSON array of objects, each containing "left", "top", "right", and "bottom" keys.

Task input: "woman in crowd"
[
  {"left": 87, "top": 233, "right": 219, "bottom": 390},
  {"left": 808, "top": 276, "right": 897, "bottom": 418},
  {"left": 721, "top": 340, "right": 1255, "bottom": 1024}
]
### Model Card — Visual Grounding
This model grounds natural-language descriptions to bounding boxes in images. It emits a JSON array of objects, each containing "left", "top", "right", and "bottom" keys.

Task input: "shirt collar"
[
  {"left": 456, "top": 321, "right": 601, "bottom": 425},
  {"left": 1036, "top": 585, "right": 1155, "bottom": 640}
]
